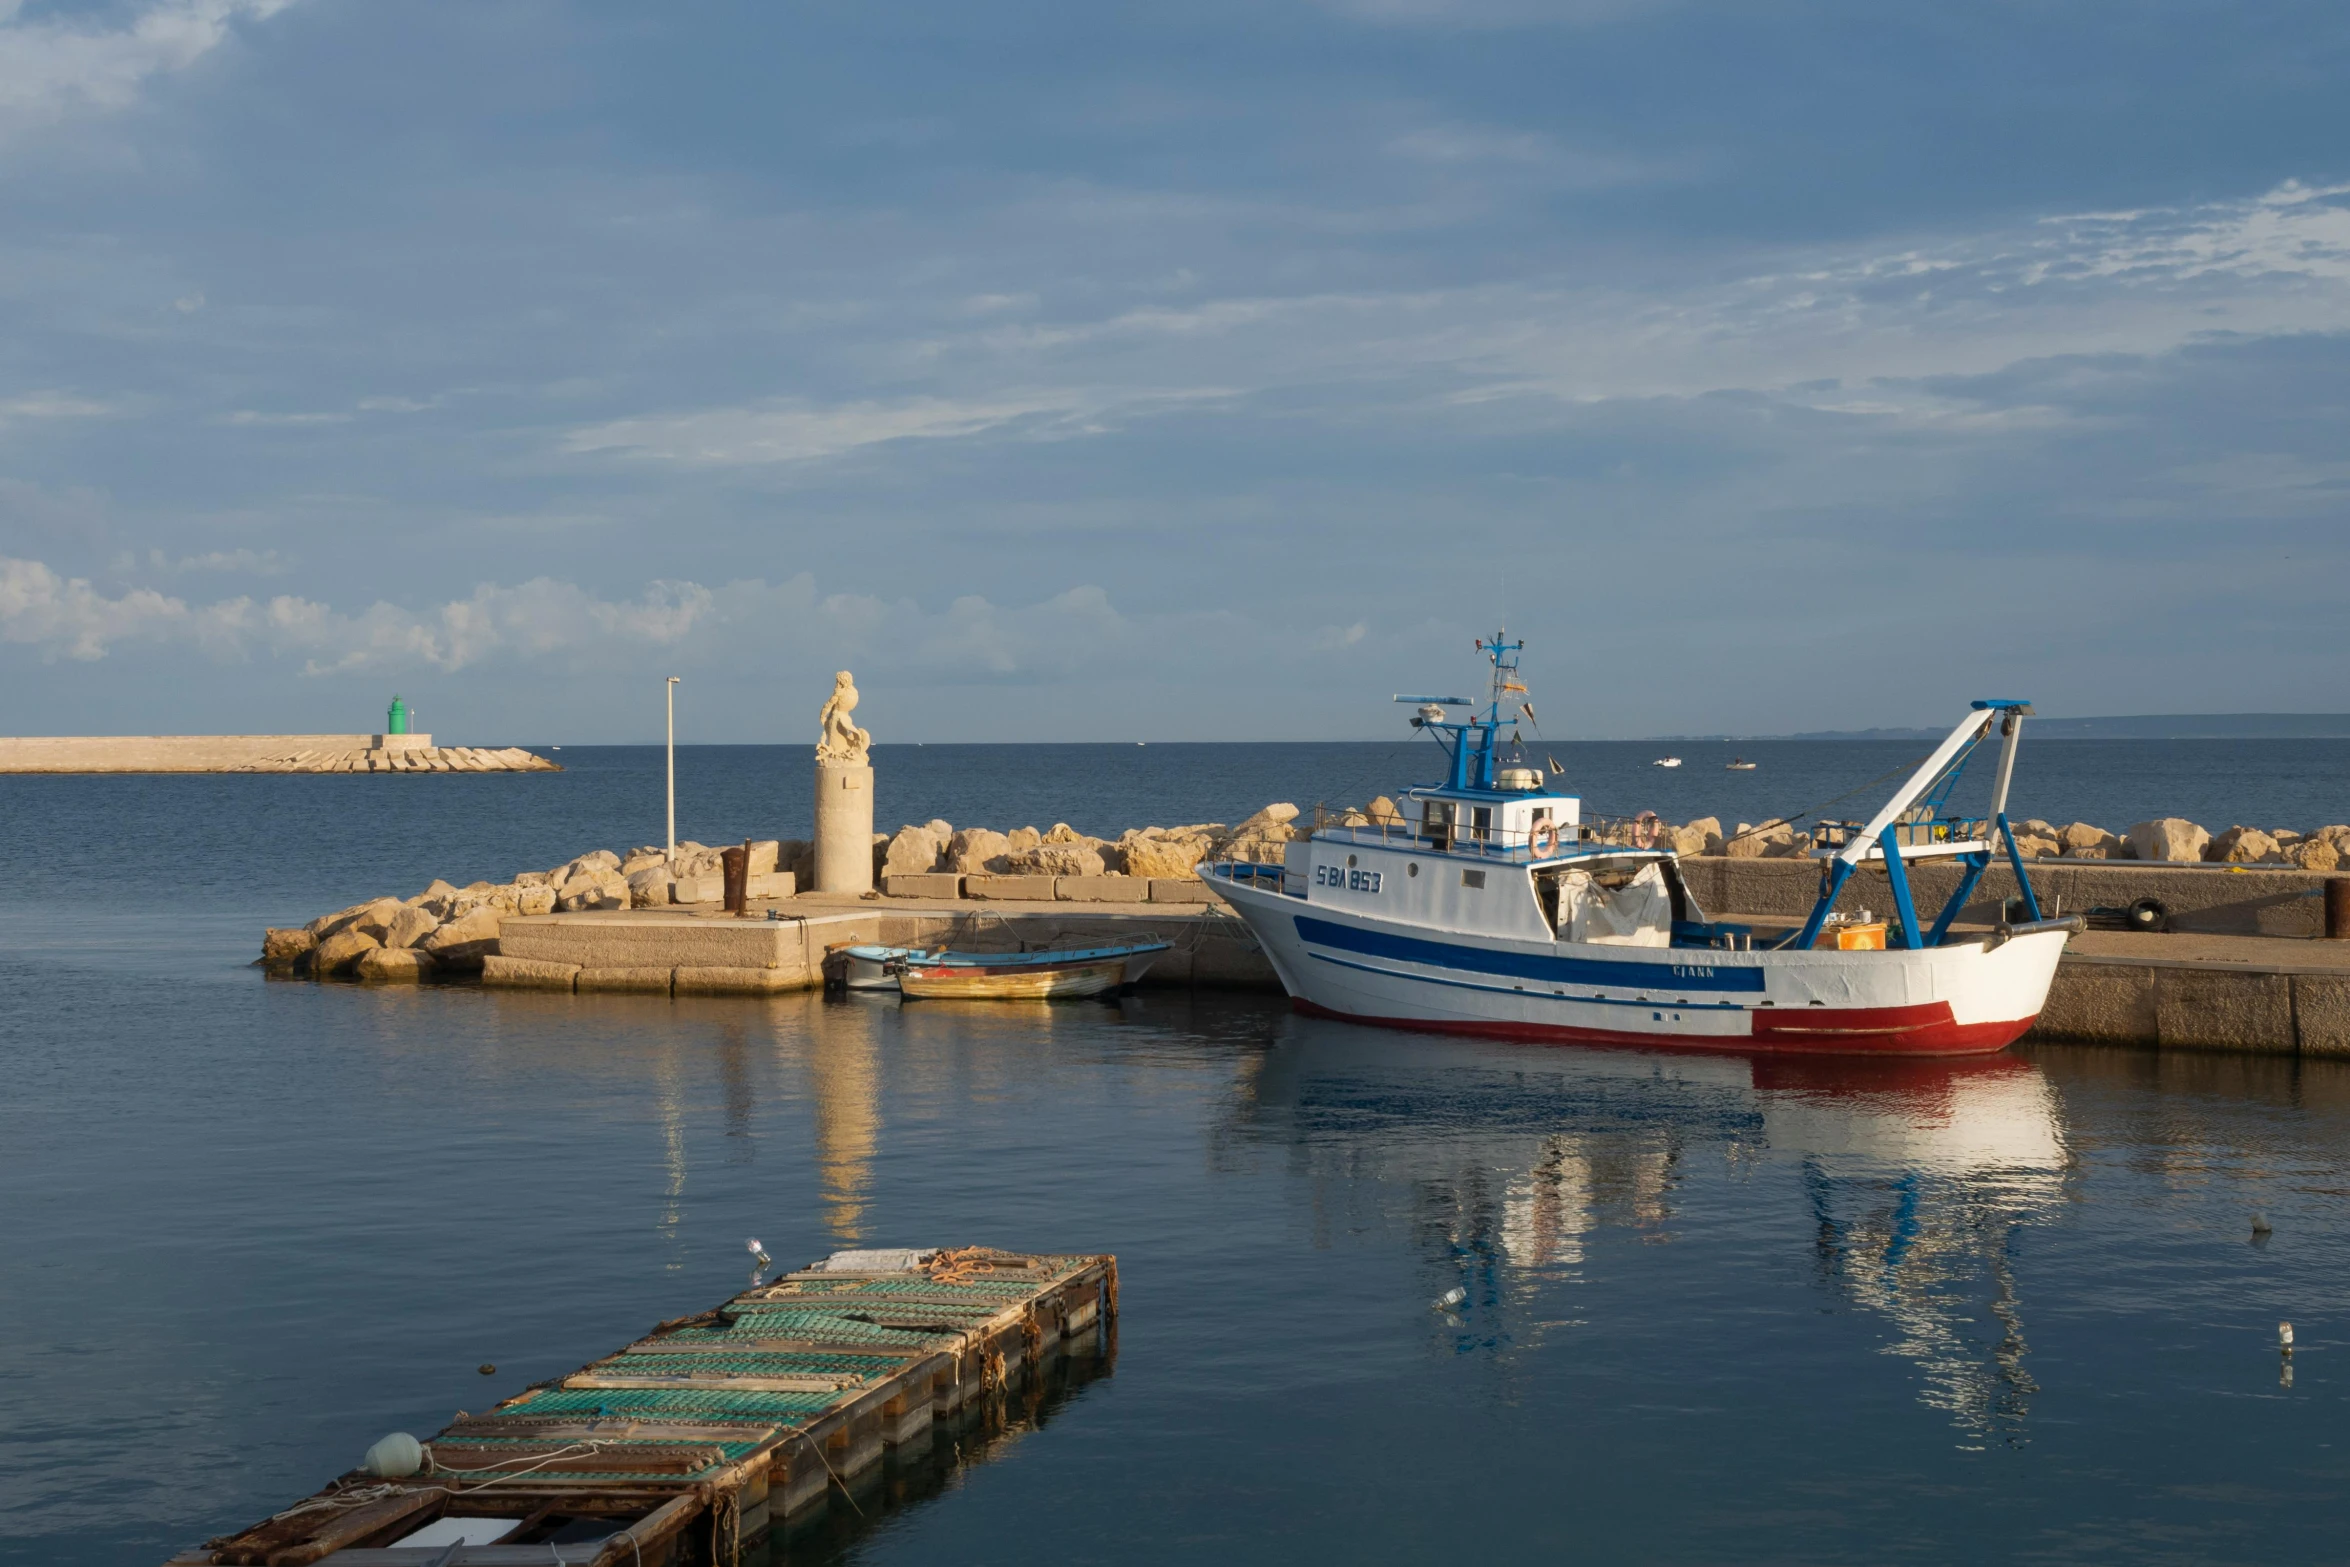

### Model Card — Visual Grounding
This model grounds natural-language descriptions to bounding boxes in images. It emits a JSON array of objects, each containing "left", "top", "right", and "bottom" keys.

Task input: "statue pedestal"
[{"left": 813, "top": 758, "right": 875, "bottom": 894}]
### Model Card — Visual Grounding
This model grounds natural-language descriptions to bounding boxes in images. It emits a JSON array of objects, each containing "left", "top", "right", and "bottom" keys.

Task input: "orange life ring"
[{"left": 1529, "top": 818, "right": 1561, "bottom": 857}]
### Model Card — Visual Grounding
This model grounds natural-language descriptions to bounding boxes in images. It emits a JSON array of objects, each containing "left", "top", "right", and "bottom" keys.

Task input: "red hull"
[{"left": 1289, "top": 996, "right": 2032, "bottom": 1058}]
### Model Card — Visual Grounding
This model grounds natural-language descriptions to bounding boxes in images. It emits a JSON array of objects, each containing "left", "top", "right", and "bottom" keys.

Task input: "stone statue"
[{"left": 816, "top": 670, "right": 870, "bottom": 763}]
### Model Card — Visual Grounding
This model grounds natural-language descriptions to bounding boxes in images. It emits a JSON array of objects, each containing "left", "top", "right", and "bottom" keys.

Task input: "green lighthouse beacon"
[{"left": 387, "top": 695, "right": 409, "bottom": 736}]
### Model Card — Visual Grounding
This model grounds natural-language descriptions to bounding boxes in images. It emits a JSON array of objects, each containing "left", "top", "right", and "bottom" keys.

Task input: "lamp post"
[{"left": 665, "top": 676, "right": 681, "bottom": 858}]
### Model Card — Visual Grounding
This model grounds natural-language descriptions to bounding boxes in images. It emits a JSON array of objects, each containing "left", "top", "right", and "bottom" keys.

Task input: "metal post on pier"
[{"left": 665, "top": 676, "right": 682, "bottom": 858}]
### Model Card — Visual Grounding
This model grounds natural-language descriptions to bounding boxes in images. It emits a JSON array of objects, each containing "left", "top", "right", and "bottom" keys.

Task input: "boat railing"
[
  {"left": 1303, "top": 804, "right": 1682, "bottom": 861},
  {"left": 1811, "top": 813, "right": 1984, "bottom": 853}
]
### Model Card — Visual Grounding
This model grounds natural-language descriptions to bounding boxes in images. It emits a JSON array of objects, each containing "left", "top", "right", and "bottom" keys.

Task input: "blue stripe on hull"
[
  {"left": 1308, "top": 951, "right": 1750, "bottom": 1010},
  {"left": 1292, "top": 914, "right": 1766, "bottom": 993}
]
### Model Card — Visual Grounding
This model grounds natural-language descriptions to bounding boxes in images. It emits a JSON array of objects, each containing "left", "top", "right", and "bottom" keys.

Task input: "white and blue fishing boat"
[{"left": 1205, "top": 633, "right": 2079, "bottom": 1057}]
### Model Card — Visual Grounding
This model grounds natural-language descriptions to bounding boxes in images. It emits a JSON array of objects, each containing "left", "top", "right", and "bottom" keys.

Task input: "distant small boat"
[
  {"left": 1726, "top": 758, "right": 1757, "bottom": 770},
  {"left": 1653, "top": 757, "right": 1682, "bottom": 768},
  {"left": 897, "top": 941, "right": 1169, "bottom": 1000}
]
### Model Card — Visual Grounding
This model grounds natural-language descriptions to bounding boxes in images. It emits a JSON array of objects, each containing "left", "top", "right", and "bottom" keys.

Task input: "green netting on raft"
[
  {"left": 605, "top": 1349, "right": 900, "bottom": 1376},
  {"left": 788, "top": 1280, "right": 1038, "bottom": 1301},
  {"left": 597, "top": 1351, "right": 890, "bottom": 1379},
  {"left": 522, "top": 1387, "right": 836, "bottom": 1417},
  {"left": 674, "top": 1311, "right": 953, "bottom": 1346}
]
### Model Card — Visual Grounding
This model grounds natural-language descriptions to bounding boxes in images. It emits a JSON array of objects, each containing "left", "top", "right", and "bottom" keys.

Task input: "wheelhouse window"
[{"left": 1422, "top": 798, "right": 1454, "bottom": 851}]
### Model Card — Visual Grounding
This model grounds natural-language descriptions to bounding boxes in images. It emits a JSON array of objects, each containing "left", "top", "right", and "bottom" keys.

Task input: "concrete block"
[
  {"left": 2154, "top": 967, "right": 2296, "bottom": 1054},
  {"left": 745, "top": 872, "right": 796, "bottom": 900},
  {"left": 884, "top": 873, "right": 963, "bottom": 899},
  {"left": 576, "top": 966, "right": 676, "bottom": 992},
  {"left": 1149, "top": 878, "right": 1221, "bottom": 904},
  {"left": 674, "top": 966, "right": 803, "bottom": 995},
  {"left": 963, "top": 875, "right": 1056, "bottom": 901},
  {"left": 2294, "top": 975, "right": 2350, "bottom": 1057},
  {"left": 2029, "top": 963, "right": 2157, "bottom": 1044},
  {"left": 1057, "top": 875, "right": 1148, "bottom": 903},
  {"left": 481, "top": 954, "right": 579, "bottom": 990},
  {"left": 498, "top": 913, "right": 817, "bottom": 981},
  {"left": 673, "top": 875, "right": 723, "bottom": 904}
]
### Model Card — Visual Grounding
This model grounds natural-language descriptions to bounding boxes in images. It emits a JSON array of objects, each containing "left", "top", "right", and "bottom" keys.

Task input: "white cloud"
[
  {"left": 563, "top": 388, "right": 1228, "bottom": 466},
  {"left": 0, "top": 391, "right": 111, "bottom": 422},
  {"left": 0, "top": 555, "right": 1203, "bottom": 680},
  {"left": 0, "top": 0, "right": 300, "bottom": 139},
  {"left": 0, "top": 556, "right": 252, "bottom": 660}
]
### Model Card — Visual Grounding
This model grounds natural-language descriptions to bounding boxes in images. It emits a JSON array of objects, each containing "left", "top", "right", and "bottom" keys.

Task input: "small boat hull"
[
  {"left": 835, "top": 945, "right": 916, "bottom": 990},
  {"left": 894, "top": 943, "right": 1168, "bottom": 1001}
]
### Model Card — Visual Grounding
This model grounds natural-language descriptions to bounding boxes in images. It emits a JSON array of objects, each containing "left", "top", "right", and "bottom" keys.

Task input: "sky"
[{"left": 1, "top": 0, "right": 2347, "bottom": 743}]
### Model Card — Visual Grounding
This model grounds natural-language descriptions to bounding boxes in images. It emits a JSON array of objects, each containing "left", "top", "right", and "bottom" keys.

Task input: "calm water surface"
[{"left": 4, "top": 751, "right": 2349, "bottom": 1564}]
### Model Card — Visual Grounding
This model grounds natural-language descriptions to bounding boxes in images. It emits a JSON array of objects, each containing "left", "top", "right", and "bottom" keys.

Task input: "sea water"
[{"left": 3, "top": 746, "right": 2347, "bottom": 1564}]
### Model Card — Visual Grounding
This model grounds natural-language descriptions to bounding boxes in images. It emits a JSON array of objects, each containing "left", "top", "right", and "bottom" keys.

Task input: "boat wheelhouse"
[{"left": 1203, "top": 633, "right": 2078, "bottom": 1056}]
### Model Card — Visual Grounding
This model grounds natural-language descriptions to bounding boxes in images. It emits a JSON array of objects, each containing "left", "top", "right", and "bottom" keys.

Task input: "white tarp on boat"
[{"left": 1562, "top": 863, "right": 1672, "bottom": 946}]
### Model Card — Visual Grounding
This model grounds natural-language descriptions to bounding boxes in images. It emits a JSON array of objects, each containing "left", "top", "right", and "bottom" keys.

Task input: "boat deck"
[{"left": 170, "top": 1246, "right": 1116, "bottom": 1566}]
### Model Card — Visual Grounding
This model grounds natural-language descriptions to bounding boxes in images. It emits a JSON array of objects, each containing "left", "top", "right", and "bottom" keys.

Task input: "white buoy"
[
  {"left": 361, "top": 1432, "right": 424, "bottom": 1478},
  {"left": 2252, "top": 1212, "right": 2273, "bottom": 1236},
  {"left": 2279, "top": 1321, "right": 2295, "bottom": 1352},
  {"left": 1432, "top": 1286, "right": 1467, "bottom": 1310},
  {"left": 746, "top": 1238, "right": 771, "bottom": 1268}
]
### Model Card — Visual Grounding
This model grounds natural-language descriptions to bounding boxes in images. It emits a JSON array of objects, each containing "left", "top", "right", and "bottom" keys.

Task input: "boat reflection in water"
[{"left": 1229, "top": 1026, "right": 2070, "bottom": 1443}]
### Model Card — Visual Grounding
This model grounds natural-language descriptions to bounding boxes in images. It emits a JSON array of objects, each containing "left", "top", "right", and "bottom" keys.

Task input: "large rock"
[
  {"left": 2206, "top": 826, "right": 2283, "bottom": 864},
  {"left": 949, "top": 828, "right": 1014, "bottom": 875},
  {"left": 1231, "top": 803, "right": 1300, "bottom": 837},
  {"left": 556, "top": 850, "right": 621, "bottom": 881},
  {"left": 1366, "top": 796, "right": 1405, "bottom": 827},
  {"left": 884, "top": 824, "right": 947, "bottom": 875},
  {"left": 262, "top": 927, "right": 315, "bottom": 968},
  {"left": 1006, "top": 826, "right": 1043, "bottom": 852},
  {"left": 2127, "top": 818, "right": 2210, "bottom": 865},
  {"left": 1214, "top": 803, "right": 1301, "bottom": 865},
  {"left": 619, "top": 848, "right": 667, "bottom": 875},
  {"left": 355, "top": 946, "right": 434, "bottom": 983},
  {"left": 312, "top": 927, "right": 381, "bottom": 975},
  {"left": 2059, "top": 822, "right": 2121, "bottom": 859},
  {"left": 516, "top": 885, "right": 557, "bottom": 916},
  {"left": 1005, "top": 842, "right": 1107, "bottom": 877},
  {"left": 1043, "top": 822, "right": 1083, "bottom": 844},
  {"left": 307, "top": 897, "right": 402, "bottom": 941},
  {"left": 420, "top": 905, "right": 502, "bottom": 964},
  {"left": 746, "top": 839, "right": 782, "bottom": 875},
  {"left": 558, "top": 873, "right": 628, "bottom": 911},
  {"left": 1682, "top": 817, "right": 1725, "bottom": 856},
  {"left": 1725, "top": 821, "right": 1786, "bottom": 859},
  {"left": 408, "top": 879, "right": 459, "bottom": 905},
  {"left": 1123, "top": 833, "right": 1210, "bottom": 879},
  {"left": 627, "top": 867, "right": 676, "bottom": 908},
  {"left": 383, "top": 904, "right": 440, "bottom": 949},
  {"left": 2289, "top": 839, "right": 2342, "bottom": 871}
]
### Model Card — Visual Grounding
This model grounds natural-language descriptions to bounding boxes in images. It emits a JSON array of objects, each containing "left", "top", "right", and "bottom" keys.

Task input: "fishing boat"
[
  {"left": 1726, "top": 757, "right": 1757, "bottom": 770},
  {"left": 893, "top": 941, "right": 1169, "bottom": 1000},
  {"left": 1202, "top": 633, "right": 2078, "bottom": 1057},
  {"left": 1653, "top": 757, "right": 1682, "bottom": 768}
]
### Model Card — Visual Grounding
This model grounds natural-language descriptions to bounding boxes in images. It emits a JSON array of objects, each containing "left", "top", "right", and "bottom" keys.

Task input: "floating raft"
[{"left": 173, "top": 1246, "right": 1117, "bottom": 1566}]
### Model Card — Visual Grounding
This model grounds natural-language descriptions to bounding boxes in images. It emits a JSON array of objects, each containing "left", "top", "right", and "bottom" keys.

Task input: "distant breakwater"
[{"left": 0, "top": 733, "right": 556, "bottom": 773}]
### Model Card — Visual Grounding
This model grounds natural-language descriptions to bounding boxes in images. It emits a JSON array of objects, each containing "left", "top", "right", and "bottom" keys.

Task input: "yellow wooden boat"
[{"left": 893, "top": 941, "right": 1169, "bottom": 1000}]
